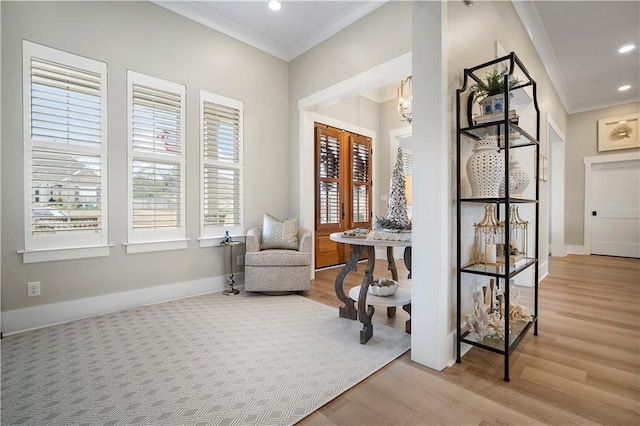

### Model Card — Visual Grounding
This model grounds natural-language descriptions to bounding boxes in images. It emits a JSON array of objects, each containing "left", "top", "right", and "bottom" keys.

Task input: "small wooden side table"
[{"left": 220, "top": 241, "right": 243, "bottom": 296}]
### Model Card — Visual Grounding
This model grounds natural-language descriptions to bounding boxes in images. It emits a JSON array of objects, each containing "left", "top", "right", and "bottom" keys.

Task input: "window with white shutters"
[
  {"left": 22, "top": 41, "right": 109, "bottom": 263},
  {"left": 127, "top": 71, "right": 186, "bottom": 252},
  {"left": 200, "top": 91, "right": 243, "bottom": 242}
]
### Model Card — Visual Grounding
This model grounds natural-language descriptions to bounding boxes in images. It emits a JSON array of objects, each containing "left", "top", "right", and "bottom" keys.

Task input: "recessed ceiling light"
[
  {"left": 268, "top": 0, "right": 281, "bottom": 11},
  {"left": 618, "top": 44, "right": 636, "bottom": 53},
  {"left": 618, "top": 85, "right": 631, "bottom": 91}
]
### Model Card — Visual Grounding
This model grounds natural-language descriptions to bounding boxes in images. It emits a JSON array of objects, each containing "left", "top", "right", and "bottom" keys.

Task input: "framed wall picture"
[
  {"left": 598, "top": 113, "right": 640, "bottom": 152},
  {"left": 534, "top": 154, "right": 548, "bottom": 181}
]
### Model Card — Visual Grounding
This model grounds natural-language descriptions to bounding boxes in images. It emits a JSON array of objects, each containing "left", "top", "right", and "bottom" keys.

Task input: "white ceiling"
[
  {"left": 153, "top": 0, "right": 639, "bottom": 114},
  {"left": 514, "top": 1, "right": 640, "bottom": 114},
  {"left": 152, "top": 1, "right": 386, "bottom": 61}
]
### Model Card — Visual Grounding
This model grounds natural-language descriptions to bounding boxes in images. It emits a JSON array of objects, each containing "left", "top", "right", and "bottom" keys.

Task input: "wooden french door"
[{"left": 314, "top": 123, "right": 372, "bottom": 269}]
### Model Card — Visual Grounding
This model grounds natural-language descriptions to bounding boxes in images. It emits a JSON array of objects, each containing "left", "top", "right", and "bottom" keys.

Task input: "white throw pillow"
[{"left": 261, "top": 214, "right": 298, "bottom": 250}]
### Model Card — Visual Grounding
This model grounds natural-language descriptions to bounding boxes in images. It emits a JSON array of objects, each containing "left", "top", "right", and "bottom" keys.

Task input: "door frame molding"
[
  {"left": 583, "top": 151, "right": 640, "bottom": 254},
  {"left": 298, "top": 52, "right": 411, "bottom": 277},
  {"left": 547, "top": 113, "right": 567, "bottom": 258}
]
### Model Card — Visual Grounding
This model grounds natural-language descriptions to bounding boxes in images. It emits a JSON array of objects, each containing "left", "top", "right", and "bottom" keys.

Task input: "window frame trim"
[
  {"left": 126, "top": 70, "right": 187, "bottom": 249},
  {"left": 22, "top": 41, "right": 109, "bottom": 262},
  {"left": 199, "top": 90, "right": 244, "bottom": 243}
]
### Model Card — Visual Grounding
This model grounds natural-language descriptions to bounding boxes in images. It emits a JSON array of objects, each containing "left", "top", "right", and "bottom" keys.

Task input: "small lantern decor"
[
  {"left": 499, "top": 205, "right": 528, "bottom": 265},
  {"left": 473, "top": 204, "right": 504, "bottom": 265}
]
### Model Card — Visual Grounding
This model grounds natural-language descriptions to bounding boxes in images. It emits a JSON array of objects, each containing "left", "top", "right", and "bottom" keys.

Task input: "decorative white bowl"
[{"left": 369, "top": 278, "right": 399, "bottom": 296}]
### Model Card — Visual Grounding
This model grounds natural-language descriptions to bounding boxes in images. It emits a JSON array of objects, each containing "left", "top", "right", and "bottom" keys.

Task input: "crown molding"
[
  {"left": 568, "top": 95, "right": 640, "bottom": 115},
  {"left": 288, "top": 1, "right": 387, "bottom": 61},
  {"left": 361, "top": 83, "right": 397, "bottom": 104},
  {"left": 512, "top": 0, "right": 572, "bottom": 113},
  {"left": 152, "top": 1, "right": 386, "bottom": 62},
  {"left": 152, "top": 0, "right": 289, "bottom": 61}
]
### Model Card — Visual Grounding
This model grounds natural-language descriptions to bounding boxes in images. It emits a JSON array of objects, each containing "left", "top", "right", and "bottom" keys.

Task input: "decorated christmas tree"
[{"left": 376, "top": 148, "right": 411, "bottom": 230}]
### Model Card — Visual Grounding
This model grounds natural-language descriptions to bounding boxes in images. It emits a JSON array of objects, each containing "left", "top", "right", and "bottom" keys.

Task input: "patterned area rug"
[{"left": 1, "top": 292, "right": 410, "bottom": 425}]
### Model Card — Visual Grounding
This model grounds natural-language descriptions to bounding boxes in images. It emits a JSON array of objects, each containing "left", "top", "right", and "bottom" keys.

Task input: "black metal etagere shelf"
[{"left": 455, "top": 52, "right": 540, "bottom": 382}]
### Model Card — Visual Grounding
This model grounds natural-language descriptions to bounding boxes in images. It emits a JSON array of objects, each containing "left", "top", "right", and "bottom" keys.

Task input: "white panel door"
[{"left": 591, "top": 159, "right": 640, "bottom": 258}]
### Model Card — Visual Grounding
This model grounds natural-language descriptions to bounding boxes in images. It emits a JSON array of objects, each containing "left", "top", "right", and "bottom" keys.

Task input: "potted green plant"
[{"left": 472, "top": 70, "right": 519, "bottom": 116}]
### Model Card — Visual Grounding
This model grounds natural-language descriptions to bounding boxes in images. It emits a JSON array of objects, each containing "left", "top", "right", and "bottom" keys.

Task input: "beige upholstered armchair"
[{"left": 244, "top": 226, "right": 312, "bottom": 292}]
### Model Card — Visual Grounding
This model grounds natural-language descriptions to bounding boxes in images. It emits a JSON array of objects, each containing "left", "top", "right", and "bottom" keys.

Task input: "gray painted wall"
[
  {"left": 1, "top": 1, "right": 289, "bottom": 311},
  {"left": 316, "top": 96, "right": 380, "bottom": 132},
  {"left": 288, "top": 1, "right": 412, "bottom": 215},
  {"left": 565, "top": 101, "right": 640, "bottom": 246}
]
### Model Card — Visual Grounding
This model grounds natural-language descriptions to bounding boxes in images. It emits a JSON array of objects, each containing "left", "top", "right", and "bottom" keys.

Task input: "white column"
[
  {"left": 411, "top": 1, "right": 452, "bottom": 370},
  {"left": 548, "top": 114, "right": 567, "bottom": 257}
]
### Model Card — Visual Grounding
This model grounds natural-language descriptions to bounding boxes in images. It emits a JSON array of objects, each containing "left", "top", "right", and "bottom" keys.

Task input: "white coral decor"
[
  {"left": 486, "top": 312, "right": 505, "bottom": 339},
  {"left": 509, "top": 303, "right": 532, "bottom": 323},
  {"left": 464, "top": 291, "right": 489, "bottom": 341}
]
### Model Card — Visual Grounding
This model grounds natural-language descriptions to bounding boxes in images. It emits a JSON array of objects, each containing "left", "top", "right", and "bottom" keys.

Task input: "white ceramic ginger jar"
[
  {"left": 466, "top": 135, "right": 504, "bottom": 198},
  {"left": 509, "top": 159, "right": 530, "bottom": 197}
]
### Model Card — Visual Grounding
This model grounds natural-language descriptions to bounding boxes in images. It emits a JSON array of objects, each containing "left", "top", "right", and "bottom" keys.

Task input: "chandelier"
[{"left": 397, "top": 76, "right": 412, "bottom": 123}]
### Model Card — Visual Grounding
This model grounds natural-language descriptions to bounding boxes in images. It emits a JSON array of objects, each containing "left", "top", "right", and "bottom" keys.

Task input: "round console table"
[{"left": 329, "top": 232, "right": 412, "bottom": 344}]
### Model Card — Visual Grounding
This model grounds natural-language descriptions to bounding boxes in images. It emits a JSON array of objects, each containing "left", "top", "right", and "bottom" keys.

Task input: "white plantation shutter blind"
[
  {"left": 128, "top": 71, "right": 186, "bottom": 243},
  {"left": 131, "top": 84, "right": 182, "bottom": 155},
  {"left": 351, "top": 136, "right": 372, "bottom": 226},
  {"left": 31, "top": 59, "right": 102, "bottom": 147},
  {"left": 401, "top": 147, "right": 413, "bottom": 176},
  {"left": 200, "top": 91, "right": 243, "bottom": 238},
  {"left": 203, "top": 102, "right": 240, "bottom": 163},
  {"left": 23, "top": 41, "right": 108, "bottom": 255},
  {"left": 132, "top": 160, "right": 181, "bottom": 229},
  {"left": 316, "top": 125, "right": 343, "bottom": 232},
  {"left": 31, "top": 150, "right": 102, "bottom": 235}
]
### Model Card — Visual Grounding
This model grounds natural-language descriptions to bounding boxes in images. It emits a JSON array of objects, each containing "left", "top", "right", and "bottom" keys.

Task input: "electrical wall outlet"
[
  {"left": 237, "top": 255, "right": 244, "bottom": 266},
  {"left": 27, "top": 281, "right": 41, "bottom": 297}
]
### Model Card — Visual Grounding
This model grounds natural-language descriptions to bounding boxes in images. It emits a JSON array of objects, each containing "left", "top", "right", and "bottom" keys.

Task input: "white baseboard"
[
  {"left": 539, "top": 260, "right": 549, "bottom": 282},
  {"left": 2, "top": 273, "right": 244, "bottom": 336},
  {"left": 447, "top": 332, "right": 473, "bottom": 367},
  {"left": 445, "top": 331, "right": 457, "bottom": 367},
  {"left": 567, "top": 245, "right": 587, "bottom": 255}
]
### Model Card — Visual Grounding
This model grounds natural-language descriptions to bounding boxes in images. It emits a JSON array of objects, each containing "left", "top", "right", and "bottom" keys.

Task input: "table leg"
[
  {"left": 404, "top": 246, "right": 412, "bottom": 279},
  {"left": 358, "top": 246, "right": 376, "bottom": 344},
  {"left": 403, "top": 303, "right": 411, "bottom": 334},
  {"left": 335, "top": 244, "right": 360, "bottom": 320},
  {"left": 385, "top": 247, "right": 398, "bottom": 318},
  {"left": 386, "top": 246, "right": 399, "bottom": 281}
]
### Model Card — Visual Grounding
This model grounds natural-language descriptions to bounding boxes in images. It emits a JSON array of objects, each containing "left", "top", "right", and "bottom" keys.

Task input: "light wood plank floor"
[{"left": 299, "top": 254, "right": 640, "bottom": 425}]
